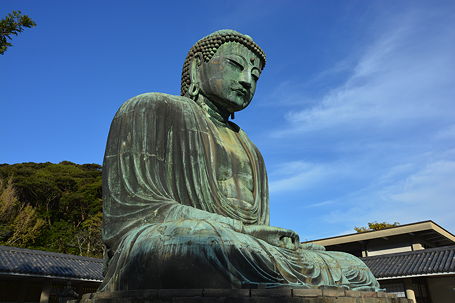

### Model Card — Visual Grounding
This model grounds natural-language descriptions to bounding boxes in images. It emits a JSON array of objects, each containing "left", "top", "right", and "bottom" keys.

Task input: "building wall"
[
  {"left": 0, "top": 276, "right": 100, "bottom": 303},
  {"left": 363, "top": 236, "right": 425, "bottom": 257},
  {"left": 0, "top": 278, "right": 42, "bottom": 303},
  {"left": 379, "top": 279, "right": 406, "bottom": 297},
  {"left": 366, "top": 245, "right": 413, "bottom": 256},
  {"left": 427, "top": 276, "right": 455, "bottom": 303},
  {"left": 379, "top": 277, "right": 434, "bottom": 303},
  {"left": 322, "top": 233, "right": 428, "bottom": 257}
]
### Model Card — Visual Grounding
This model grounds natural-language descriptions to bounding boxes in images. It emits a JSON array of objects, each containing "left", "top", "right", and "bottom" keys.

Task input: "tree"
[
  {"left": 0, "top": 177, "right": 20, "bottom": 221},
  {"left": 76, "top": 213, "right": 104, "bottom": 257},
  {"left": 0, "top": 162, "right": 104, "bottom": 257},
  {"left": 354, "top": 221, "right": 400, "bottom": 233},
  {"left": 0, "top": 177, "right": 45, "bottom": 246},
  {"left": 0, "top": 10, "right": 36, "bottom": 55},
  {"left": 0, "top": 177, "right": 21, "bottom": 241},
  {"left": 6, "top": 204, "right": 45, "bottom": 247}
]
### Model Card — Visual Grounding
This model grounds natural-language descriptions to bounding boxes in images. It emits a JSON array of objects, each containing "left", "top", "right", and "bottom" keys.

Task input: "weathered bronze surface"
[{"left": 100, "top": 30, "right": 381, "bottom": 291}]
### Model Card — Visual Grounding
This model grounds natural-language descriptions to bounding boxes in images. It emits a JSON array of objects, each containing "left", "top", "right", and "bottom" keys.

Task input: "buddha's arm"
[
  {"left": 164, "top": 202, "right": 301, "bottom": 250},
  {"left": 161, "top": 201, "right": 245, "bottom": 232},
  {"left": 162, "top": 193, "right": 302, "bottom": 249}
]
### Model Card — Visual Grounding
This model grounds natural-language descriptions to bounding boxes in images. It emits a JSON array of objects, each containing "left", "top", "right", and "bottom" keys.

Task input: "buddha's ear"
[{"left": 189, "top": 53, "right": 203, "bottom": 84}]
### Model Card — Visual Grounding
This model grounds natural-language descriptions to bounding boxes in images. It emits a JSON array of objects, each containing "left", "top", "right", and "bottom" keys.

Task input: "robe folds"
[{"left": 100, "top": 93, "right": 380, "bottom": 291}]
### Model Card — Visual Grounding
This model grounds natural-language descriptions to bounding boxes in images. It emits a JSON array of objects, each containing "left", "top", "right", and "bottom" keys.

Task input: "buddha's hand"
[{"left": 242, "top": 224, "right": 300, "bottom": 250}]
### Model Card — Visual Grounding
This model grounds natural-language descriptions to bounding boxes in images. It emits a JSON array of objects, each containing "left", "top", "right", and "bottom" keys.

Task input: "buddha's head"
[{"left": 181, "top": 30, "right": 266, "bottom": 114}]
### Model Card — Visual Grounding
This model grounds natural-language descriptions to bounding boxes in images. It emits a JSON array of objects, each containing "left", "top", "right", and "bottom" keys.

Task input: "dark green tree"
[
  {"left": 0, "top": 10, "right": 36, "bottom": 55},
  {"left": 0, "top": 162, "right": 104, "bottom": 257}
]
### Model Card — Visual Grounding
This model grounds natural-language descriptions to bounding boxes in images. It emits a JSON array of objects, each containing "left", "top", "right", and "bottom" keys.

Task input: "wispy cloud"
[
  {"left": 268, "top": 7, "right": 455, "bottom": 236},
  {"left": 269, "top": 161, "right": 330, "bottom": 193},
  {"left": 276, "top": 8, "right": 454, "bottom": 134},
  {"left": 322, "top": 155, "right": 455, "bottom": 231}
]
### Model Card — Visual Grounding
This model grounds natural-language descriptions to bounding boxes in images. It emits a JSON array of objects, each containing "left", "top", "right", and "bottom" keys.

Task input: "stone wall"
[{"left": 74, "top": 288, "right": 413, "bottom": 303}]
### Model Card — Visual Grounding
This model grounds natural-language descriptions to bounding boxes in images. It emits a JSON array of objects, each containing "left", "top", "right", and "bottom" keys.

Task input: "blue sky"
[{"left": 2, "top": 0, "right": 454, "bottom": 240}]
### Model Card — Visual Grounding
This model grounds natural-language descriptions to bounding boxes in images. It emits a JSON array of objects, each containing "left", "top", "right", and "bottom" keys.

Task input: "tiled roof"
[
  {"left": 2, "top": 244, "right": 454, "bottom": 282},
  {"left": 0, "top": 245, "right": 103, "bottom": 281},
  {"left": 362, "top": 245, "right": 455, "bottom": 279}
]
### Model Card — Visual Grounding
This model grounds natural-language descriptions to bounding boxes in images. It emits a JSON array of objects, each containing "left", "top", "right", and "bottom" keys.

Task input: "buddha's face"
[{"left": 197, "top": 42, "right": 262, "bottom": 113}]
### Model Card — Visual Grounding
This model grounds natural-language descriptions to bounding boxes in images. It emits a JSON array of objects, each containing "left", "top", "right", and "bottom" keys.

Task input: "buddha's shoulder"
[{"left": 116, "top": 92, "right": 196, "bottom": 116}]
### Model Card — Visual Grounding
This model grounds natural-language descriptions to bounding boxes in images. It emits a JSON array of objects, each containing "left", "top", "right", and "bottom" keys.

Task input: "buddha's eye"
[{"left": 226, "top": 58, "right": 244, "bottom": 71}]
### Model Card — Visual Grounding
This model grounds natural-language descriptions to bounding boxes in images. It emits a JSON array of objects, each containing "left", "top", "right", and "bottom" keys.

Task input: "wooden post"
[{"left": 39, "top": 281, "right": 51, "bottom": 303}]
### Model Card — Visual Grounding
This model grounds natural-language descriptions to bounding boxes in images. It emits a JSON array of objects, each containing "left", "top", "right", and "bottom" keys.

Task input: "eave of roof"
[
  {"left": 0, "top": 271, "right": 102, "bottom": 283},
  {"left": 305, "top": 220, "right": 455, "bottom": 247}
]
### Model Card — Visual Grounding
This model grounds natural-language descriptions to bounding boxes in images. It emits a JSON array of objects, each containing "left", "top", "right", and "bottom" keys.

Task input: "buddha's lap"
[
  {"left": 104, "top": 219, "right": 378, "bottom": 290},
  {"left": 115, "top": 219, "right": 371, "bottom": 278}
]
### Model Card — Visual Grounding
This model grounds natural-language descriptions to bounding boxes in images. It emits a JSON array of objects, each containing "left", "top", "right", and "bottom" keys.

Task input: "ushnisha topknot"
[{"left": 181, "top": 29, "right": 266, "bottom": 97}]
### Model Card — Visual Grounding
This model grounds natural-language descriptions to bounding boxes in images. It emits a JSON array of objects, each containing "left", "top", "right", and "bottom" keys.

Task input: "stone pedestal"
[{"left": 73, "top": 288, "right": 412, "bottom": 303}]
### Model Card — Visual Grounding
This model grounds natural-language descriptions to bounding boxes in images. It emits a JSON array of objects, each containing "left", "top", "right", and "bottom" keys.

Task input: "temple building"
[
  {"left": 0, "top": 246, "right": 102, "bottom": 303},
  {"left": 0, "top": 220, "right": 453, "bottom": 302},
  {"left": 306, "top": 220, "right": 455, "bottom": 303}
]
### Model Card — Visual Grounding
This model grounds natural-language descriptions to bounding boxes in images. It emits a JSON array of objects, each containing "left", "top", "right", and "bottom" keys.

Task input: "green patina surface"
[{"left": 99, "top": 30, "right": 381, "bottom": 292}]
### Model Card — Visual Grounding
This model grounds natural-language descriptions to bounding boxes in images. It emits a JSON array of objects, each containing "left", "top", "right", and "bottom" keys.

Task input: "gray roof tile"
[
  {"left": 3, "top": 245, "right": 454, "bottom": 282},
  {"left": 0, "top": 245, "right": 103, "bottom": 281},
  {"left": 362, "top": 245, "right": 455, "bottom": 278}
]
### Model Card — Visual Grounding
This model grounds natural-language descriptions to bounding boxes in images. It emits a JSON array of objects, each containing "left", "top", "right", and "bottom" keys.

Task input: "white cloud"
[
  {"left": 272, "top": 9, "right": 455, "bottom": 138},
  {"left": 269, "top": 161, "right": 329, "bottom": 193},
  {"left": 434, "top": 124, "right": 455, "bottom": 141},
  {"left": 321, "top": 157, "right": 455, "bottom": 232},
  {"left": 388, "top": 161, "right": 455, "bottom": 209},
  {"left": 267, "top": 7, "right": 455, "bottom": 235}
]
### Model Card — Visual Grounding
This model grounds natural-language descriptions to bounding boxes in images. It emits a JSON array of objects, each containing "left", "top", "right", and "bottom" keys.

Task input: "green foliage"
[
  {"left": 0, "top": 162, "right": 103, "bottom": 257},
  {"left": 77, "top": 212, "right": 103, "bottom": 257},
  {"left": 0, "top": 177, "right": 21, "bottom": 242},
  {"left": 0, "top": 10, "right": 36, "bottom": 55},
  {"left": 41, "top": 220, "right": 78, "bottom": 254},
  {"left": 0, "top": 177, "right": 20, "bottom": 221},
  {"left": 0, "top": 178, "right": 45, "bottom": 247},
  {"left": 354, "top": 221, "right": 400, "bottom": 233},
  {"left": 7, "top": 205, "right": 45, "bottom": 247}
]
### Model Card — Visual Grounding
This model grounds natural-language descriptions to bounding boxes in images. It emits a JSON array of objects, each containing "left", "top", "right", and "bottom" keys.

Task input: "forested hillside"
[{"left": 0, "top": 162, "right": 103, "bottom": 258}]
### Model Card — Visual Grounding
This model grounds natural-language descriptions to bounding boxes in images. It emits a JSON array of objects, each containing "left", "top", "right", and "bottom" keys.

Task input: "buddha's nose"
[
  {"left": 239, "top": 80, "right": 252, "bottom": 89},
  {"left": 239, "top": 72, "right": 253, "bottom": 89}
]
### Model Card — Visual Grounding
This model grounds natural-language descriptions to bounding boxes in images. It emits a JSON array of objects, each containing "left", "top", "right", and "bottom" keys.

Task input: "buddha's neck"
[{"left": 198, "top": 94, "right": 231, "bottom": 125}]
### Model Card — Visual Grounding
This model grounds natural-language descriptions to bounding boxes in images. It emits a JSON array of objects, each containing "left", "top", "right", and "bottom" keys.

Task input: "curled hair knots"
[{"left": 181, "top": 30, "right": 266, "bottom": 97}]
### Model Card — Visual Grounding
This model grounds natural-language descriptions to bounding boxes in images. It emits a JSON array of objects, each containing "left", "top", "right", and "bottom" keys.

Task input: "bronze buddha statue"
[{"left": 100, "top": 29, "right": 380, "bottom": 291}]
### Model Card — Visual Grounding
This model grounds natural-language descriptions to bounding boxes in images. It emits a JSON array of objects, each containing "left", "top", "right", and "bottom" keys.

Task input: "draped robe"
[{"left": 100, "top": 93, "right": 380, "bottom": 291}]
